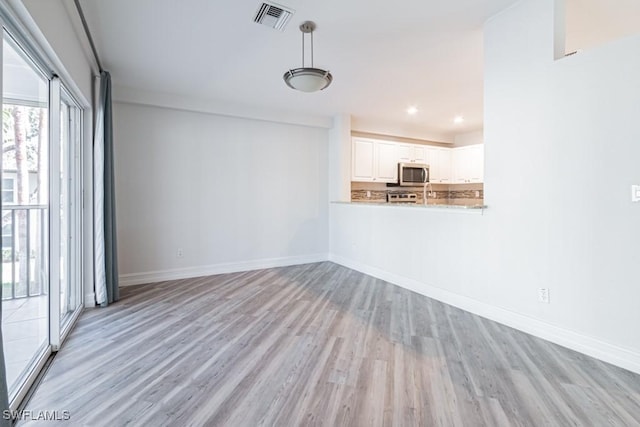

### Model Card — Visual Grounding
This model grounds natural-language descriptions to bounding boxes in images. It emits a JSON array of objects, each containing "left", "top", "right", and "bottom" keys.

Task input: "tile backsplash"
[{"left": 350, "top": 182, "right": 483, "bottom": 205}]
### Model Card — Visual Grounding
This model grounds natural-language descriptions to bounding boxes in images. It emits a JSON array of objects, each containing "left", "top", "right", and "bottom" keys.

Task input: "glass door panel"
[
  {"left": 59, "top": 100, "right": 68, "bottom": 319},
  {"left": 59, "top": 93, "right": 81, "bottom": 327},
  {"left": 1, "top": 33, "right": 50, "bottom": 402}
]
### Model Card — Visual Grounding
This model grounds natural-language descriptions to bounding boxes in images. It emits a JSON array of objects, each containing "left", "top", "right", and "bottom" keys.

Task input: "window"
[
  {"left": 2, "top": 176, "right": 15, "bottom": 203},
  {"left": 2, "top": 222, "right": 12, "bottom": 249}
]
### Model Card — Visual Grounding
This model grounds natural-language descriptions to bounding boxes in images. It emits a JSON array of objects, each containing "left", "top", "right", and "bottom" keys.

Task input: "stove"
[{"left": 387, "top": 193, "right": 418, "bottom": 204}]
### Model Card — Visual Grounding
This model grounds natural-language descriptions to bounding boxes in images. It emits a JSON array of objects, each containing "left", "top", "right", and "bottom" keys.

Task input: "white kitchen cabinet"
[
  {"left": 351, "top": 137, "right": 398, "bottom": 183},
  {"left": 398, "top": 144, "right": 426, "bottom": 164},
  {"left": 452, "top": 144, "right": 484, "bottom": 183},
  {"left": 413, "top": 145, "right": 427, "bottom": 164},
  {"left": 425, "top": 146, "right": 451, "bottom": 183},
  {"left": 352, "top": 138, "right": 473, "bottom": 185},
  {"left": 376, "top": 141, "right": 399, "bottom": 181},
  {"left": 452, "top": 147, "right": 470, "bottom": 183},
  {"left": 352, "top": 138, "right": 375, "bottom": 181},
  {"left": 469, "top": 144, "right": 484, "bottom": 182},
  {"left": 397, "top": 144, "right": 412, "bottom": 163}
]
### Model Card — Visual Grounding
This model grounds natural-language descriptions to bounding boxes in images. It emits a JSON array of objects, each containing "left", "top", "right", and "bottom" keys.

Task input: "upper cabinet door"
[
  {"left": 426, "top": 146, "right": 451, "bottom": 183},
  {"left": 468, "top": 144, "right": 484, "bottom": 183},
  {"left": 412, "top": 145, "right": 426, "bottom": 164},
  {"left": 352, "top": 138, "right": 375, "bottom": 181},
  {"left": 375, "top": 141, "right": 398, "bottom": 182},
  {"left": 397, "top": 144, "right": 412, "bottom": 163},
  {"left": 452, "top": 144, "right": 484, "bottom": 183},
  {"left": 452, "top": 147, "right": 470, "bottom": 183},
  {"left": 398, "top": 143, "right": 426, "bottom": 164}
]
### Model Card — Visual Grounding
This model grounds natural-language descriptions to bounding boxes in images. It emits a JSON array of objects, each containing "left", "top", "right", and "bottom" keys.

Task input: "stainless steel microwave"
[{"left": 398, "top": 162, "right": 429, "bottom": 186}]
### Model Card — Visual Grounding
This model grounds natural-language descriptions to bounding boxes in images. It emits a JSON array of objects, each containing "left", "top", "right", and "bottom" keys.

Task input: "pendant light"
[{"left": 283, "top": 21, "right": 333, "bottom": 92}]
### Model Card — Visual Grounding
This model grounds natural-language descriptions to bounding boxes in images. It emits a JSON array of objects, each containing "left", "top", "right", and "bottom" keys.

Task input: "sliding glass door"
[
  {"left": 1, "top": 33, "right": 50, "bottom": 404},
  {"left": 1, "top": 28, "right": 84, "bottom": 408}
]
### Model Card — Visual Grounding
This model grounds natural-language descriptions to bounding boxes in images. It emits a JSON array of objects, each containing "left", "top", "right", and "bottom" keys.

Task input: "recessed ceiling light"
[
  {"left": 407, "top": 106, "right": 418, "bottom": 115},
  {"left": 453, "top": 115, "right": 464, "bottom": 124}
]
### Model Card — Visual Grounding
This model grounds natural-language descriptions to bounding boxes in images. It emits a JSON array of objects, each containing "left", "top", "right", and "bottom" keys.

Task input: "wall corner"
[
  {"left": 553, "top": 0, "right": 567, "bottom": 59},
  {"left": 329, "top": 114, "right": 352, "bottom": 202}
]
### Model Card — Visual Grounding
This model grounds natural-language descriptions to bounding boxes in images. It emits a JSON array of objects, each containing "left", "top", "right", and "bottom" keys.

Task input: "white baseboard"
[
  {"left": 119, "top": 253, "right": 329, "bottom": 286},
  {"left": 84, "top": 292, "right": 96, "bottom": 308},
  {"left": 329, "top": 254, "right": 640, "bottom": 375}
]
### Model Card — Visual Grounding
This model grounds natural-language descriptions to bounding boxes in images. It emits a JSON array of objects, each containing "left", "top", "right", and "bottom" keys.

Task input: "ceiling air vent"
[{"left": 253, "top": 2, "right": 294, "bottom": 31}]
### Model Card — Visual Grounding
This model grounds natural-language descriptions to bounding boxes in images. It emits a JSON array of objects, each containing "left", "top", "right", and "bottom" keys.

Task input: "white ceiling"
[{"left": 78, "top": 0, "right": 640, "bottom": 140}]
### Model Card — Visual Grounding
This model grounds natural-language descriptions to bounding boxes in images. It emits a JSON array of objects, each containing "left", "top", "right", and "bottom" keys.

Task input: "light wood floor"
[{"left": 19, "top": 262, "right": 640, "bottom": 426}]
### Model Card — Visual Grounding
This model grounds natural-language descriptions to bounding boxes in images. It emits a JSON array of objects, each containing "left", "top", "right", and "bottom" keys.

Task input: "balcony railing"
[{"left": 1, "top": 205, "right": 48, "bottom": 300}]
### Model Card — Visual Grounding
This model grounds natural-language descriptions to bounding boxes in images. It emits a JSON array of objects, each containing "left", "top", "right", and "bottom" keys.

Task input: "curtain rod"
[{"left": 74, "top": 0, "right": 103, "bottom": 73}]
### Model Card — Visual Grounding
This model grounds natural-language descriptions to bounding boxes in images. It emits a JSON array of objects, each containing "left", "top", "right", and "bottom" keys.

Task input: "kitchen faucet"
[{"left": 423, "top": 181, "right": 433, "bottom": 205}]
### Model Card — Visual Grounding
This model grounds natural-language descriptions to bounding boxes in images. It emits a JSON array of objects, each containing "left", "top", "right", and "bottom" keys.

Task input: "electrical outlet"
[
  {"left": 366, "top": 190, "right": 371, "bottom": 198},
  {"left": 538, "top": 288, "right": 550, "bottom": 304},
  {"left": 632, "top": 185, "right": 640, "bottom": 202},
  {"left": 177, "top": 248, "right": 184, "bottom": 258},
  {"left": 475, "top": 190, "right": 480, "bottom": 198},
  {"left": 432, "top": 191, "right": 436, "bottom": 198}
]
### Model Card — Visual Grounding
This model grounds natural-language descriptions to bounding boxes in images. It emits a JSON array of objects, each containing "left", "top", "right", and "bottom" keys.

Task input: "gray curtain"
[
  {"left": 94, "top": 70, "right": 119, "bottom": 305},
  {"left": 102, "top": 71, "right": 119, "bottom": 304}
]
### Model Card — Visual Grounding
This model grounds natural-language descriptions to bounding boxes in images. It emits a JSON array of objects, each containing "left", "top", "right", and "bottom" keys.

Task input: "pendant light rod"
[{"left": 299, "top": 21, "right": 316, "bottom": 68}]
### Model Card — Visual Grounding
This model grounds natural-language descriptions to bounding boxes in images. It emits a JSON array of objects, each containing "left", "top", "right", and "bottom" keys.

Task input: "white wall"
[
  {"left": 453, "top": 130, "right": 483, "bottom": 147},
  {"left": 486, "top": 0, "right": 640, "bottom": 351},
  {"left": 328, "top": 114, "right": 352, "bottom": 202},
  {"left": 330, "top": 0, "right": 640, "bottom": 373},
  {"left": 351, "top": 116, "right": 453, "bottom": 144},
  {"left": 114, "top": 102, "right": 329, "bottom": 284},
  {"left": 112, "top": 85, "right": 332, "bottom": 130}
]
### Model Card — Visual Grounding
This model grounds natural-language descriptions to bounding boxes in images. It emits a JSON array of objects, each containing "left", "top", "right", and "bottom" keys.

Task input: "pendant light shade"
[
  {"left": 283, "top": 68, "right": 332, "bottom": 92},
  {"left": 283, "top": 21, "right": 333, "bottom": 92}
]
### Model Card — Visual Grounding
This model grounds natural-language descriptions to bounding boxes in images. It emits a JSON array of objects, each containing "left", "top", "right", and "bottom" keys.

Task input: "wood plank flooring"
[{"left": 18, "top": 262, "right": 640, "bottom": 426}]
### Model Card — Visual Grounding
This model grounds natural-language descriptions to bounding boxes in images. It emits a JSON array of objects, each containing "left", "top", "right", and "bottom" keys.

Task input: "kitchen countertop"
[{"left": 333, "top": 201, "right": 487, "bottom": 211}]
